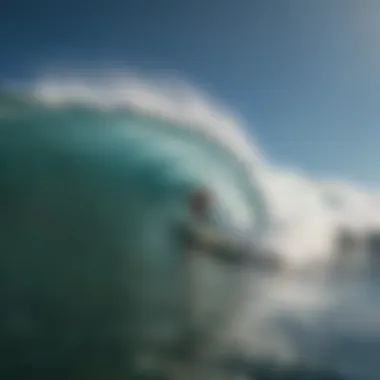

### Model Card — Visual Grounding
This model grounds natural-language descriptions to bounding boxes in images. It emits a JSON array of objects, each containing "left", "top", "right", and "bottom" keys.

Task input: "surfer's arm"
[{"left": 177, "top": 222, "right": 282, "bottom": 270}]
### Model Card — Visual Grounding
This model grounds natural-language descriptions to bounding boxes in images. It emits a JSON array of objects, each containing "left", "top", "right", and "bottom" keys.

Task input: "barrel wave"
[
  {"left": 0, "top": 84, "right": 272, "bottom": 379},
  {"left": 1, "top": 75, "right": 380, "bottom": 380}
]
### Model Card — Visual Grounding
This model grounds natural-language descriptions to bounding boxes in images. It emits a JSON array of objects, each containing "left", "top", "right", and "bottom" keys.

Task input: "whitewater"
[
  {"left": 2, "top": 72, "right": 380, "bottom": 380},
  {"left": 20, "top": 73, "right": 380, "bottom": 265}
]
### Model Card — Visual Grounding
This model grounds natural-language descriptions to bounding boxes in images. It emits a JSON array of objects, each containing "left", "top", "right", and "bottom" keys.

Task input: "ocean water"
[{"left": 1, "top": 75, "right": 380, "bottom": 380}]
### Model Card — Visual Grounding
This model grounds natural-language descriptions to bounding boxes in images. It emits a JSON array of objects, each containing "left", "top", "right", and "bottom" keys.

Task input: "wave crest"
[{"left": 2, "top": 72, "right": 380, "bottom": 266}]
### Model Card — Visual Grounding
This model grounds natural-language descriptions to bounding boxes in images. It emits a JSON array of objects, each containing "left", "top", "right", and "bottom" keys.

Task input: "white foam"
[{"left": 18, "top": 71, "right": 380, "bottom": 266}]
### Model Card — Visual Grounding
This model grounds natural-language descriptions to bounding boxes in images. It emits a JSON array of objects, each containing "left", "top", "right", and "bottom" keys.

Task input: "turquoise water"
[{"left": 0, "top": 91, "right": 269, "bottom": 378}]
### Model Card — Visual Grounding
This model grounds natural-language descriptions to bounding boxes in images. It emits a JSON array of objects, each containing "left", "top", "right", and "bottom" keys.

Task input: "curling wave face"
[
  {"left": 13, "top": 74, "right": 380, "bottom": 267},
  {"left": 0, "top": 84, "right": 272, "bottom": 379}
]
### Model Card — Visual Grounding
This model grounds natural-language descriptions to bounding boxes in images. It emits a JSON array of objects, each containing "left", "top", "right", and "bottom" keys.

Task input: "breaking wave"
[
  {"left": 6, "top": 72, "right": 380, "bottom": 266},
  {"left": 2, "top": 71, "right": 380, "bottom": 380}
]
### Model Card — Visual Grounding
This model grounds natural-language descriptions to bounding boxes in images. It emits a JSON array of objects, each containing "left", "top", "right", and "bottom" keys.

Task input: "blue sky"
[{"left": 1, "top": 0, "right": 380, "bottom": 185}]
